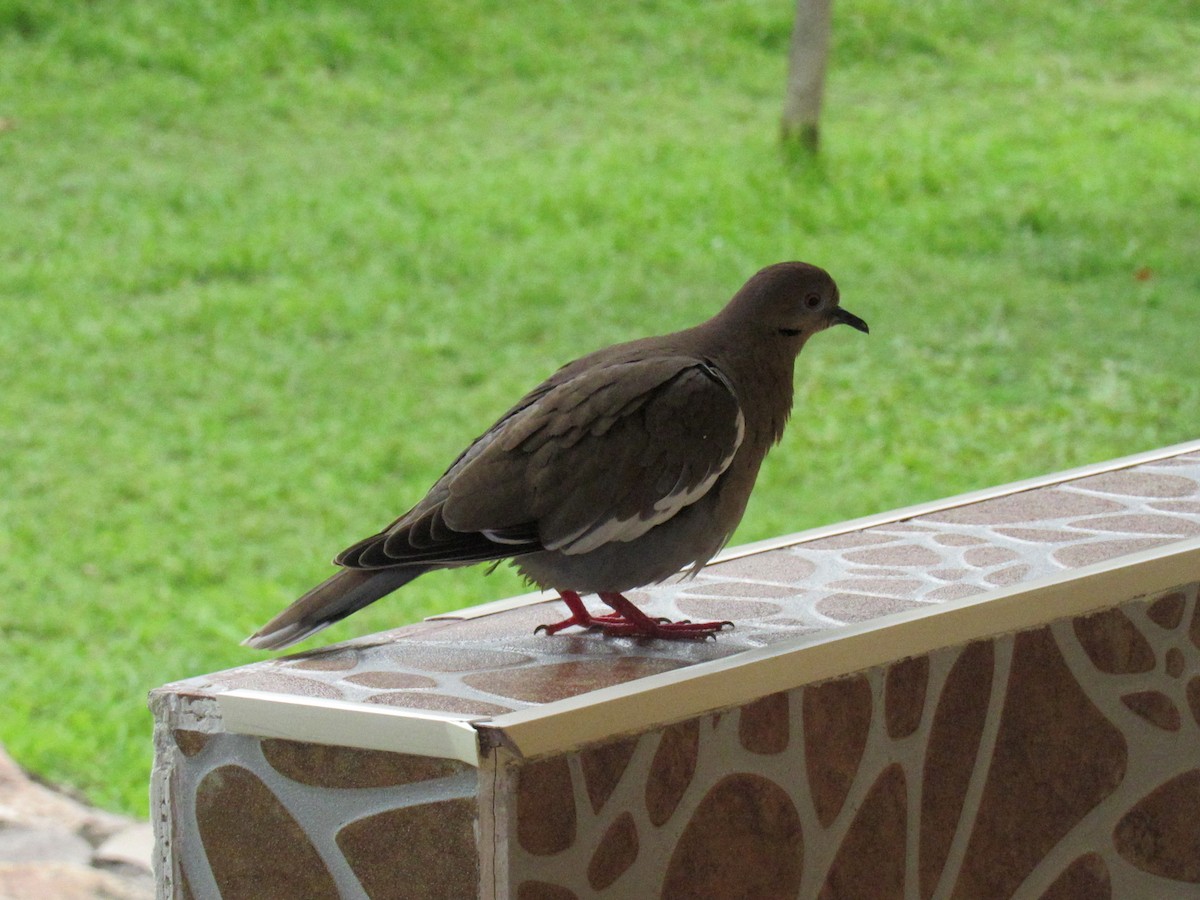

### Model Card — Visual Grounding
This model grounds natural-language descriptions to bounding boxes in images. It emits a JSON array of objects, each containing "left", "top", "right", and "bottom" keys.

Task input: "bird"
[{"left": 244, "top": 261, "right": 868, "bottom": 650}]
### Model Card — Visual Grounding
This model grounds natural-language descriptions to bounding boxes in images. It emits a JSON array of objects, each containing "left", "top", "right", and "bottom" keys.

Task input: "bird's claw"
[{"left": 535, "top": 591, "right": 734, "bottom": 641}]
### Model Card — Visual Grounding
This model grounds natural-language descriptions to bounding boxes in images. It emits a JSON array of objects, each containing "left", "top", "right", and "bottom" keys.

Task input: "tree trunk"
[{"left": 780, "top": 0, "right": 832, "bottom": 154}]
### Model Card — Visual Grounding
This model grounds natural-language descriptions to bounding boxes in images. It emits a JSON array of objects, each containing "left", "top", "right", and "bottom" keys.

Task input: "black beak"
[{"left": 831, "top": 306, "right": 869, "bottom": 334}]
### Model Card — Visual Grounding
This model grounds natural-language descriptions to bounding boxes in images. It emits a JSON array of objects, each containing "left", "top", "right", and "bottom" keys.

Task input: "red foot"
[{"left": 535, "top": 591, "right": 733, "bottom": 640}]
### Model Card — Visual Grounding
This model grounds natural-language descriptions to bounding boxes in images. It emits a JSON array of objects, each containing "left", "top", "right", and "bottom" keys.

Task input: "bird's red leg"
[
  {"left": 535, "top": 591, "right": 732, "bottom": 639},
  {"left": 534, "top": 590, "right": 600, "bottom": 635},
  {"left": 595, "top": 592, "right": 732, "bottom": 639}
]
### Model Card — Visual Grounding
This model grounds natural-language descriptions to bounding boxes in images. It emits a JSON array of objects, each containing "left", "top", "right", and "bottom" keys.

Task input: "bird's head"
[{"left": 717, "top": 261, "right": 869, "bottom": 352}]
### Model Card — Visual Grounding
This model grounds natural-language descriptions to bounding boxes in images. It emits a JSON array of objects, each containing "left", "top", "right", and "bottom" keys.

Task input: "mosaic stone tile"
[
  {"left": 1120, "top": 690, "right": 1181, "bottom": 731},
  {"left": 815, "top": 592, "right": 926, "bottom": 622},
  {"left": 195, "top": 765, "right": 339, "bottom": 899},
  {"left": 704, "top": 551, "right": 816, "bottom": 582},
  {"left": 343, "top": 671, "right": 439, "bottom": 689},
  {"left": 933, "top": 533, "right": 987, "bottom": 546},
  {"left": 1155, "top": 500, "right": 1200, "bottom": 513},
  {"left": 993, "top": 527, "right": 1080, "bottom": 543},
  {"left": 925, "top": 583, "right": 987, "bottom": 601},
  {"left": 516, "top": 882, "right": 578, "bottom": 900},
  {"left": 804, "top": 674, "right": 871, "bottom": 827},
  {"left": 930, "top": 567, "right": 971, "bottom": 581},
  {"left": 963, "top": 545, "right": 1020, "bottom": 567},
  {"left": 645, "top": 720, "right": 699, "bottom": 827},
  {"left": 844, "top": 543, "right": 943, "bottom": 566},
  {"left": 1165, "top": 647, "right": 1186, "bottom": 677},
  {"left": 586, "top": 811, "right": 638, "bottom": 890},
  {"left": 287, "top": 650, "right": 359, "bottom": 671},
  {"left": 884, "top": 655, "right": 928, "bottom": 739},
  {"left": 171, "top": 730, "right": 208, "bottom": 758},
  {"left": 819, "top": 764, "right": 907, "bottom": 900},
  {"left": 919, "top": 640, "right": 994, "bottom": 900},
  {"left": 1074, "top": 470, "right": 1197, "bottom": 497},
  {"left": 738, "top": 692, "right": 790, "bottom": 755},
  {"left": 1039, "top": 853, "right": 1111, "bottom": 900},
  {"left": 260, "top": 739, "right": 466, "bottom": 788},
  {"left": 826, "top": 576, "right": 925, "bottom": 595},
  {"left": 1113, "top": 769, "right": 1200, "bottom": 883},
  {"left": 924, "top": 488, "right": 1123, "bottom": 524},
  {"left": 951, "top": 627, "right": 1126, "bottom": 900},
  {"left": 1147, "top": 591, "right": 1187, "bottom": 629},
  {"left": 806, "top": 531, "right": 899, "bottom": 549},
  {"left": 494, "top": 585, "right": 1200, "bottom": 898},
  {"left": 364, "top": 692, "right": 513, "bottom": 715},
  {"left": 374, "top": 645, "right": 536, "bottom": 671},
  {"left": 985, "top": 563, "right": 1031, "bottom": 585},
  {"left": 661, "top": 774, "right": 803, "bottom": 900},
  {"left": 1053, "top": 537, "right": 1177, "bottom": 567},
  {"left": 677, "top": 581, "right": 798, "bottom": 598},
  {"left": 337, "top": 798, "right": 477, "bottom": 900},
  {"left": 1072, "top": 608, "right": 1155, "bottom": 674},
  {"left": 206, "top": 670, "right": 345, "bottom": 700},
  {"left": 674, "top": 597, "right": 782, "bottom": 620},
  {"left": 579, "top": 736, "right": 638, "bottom": 814},
  {"left": 517, "top": 758, "right": 575, "bottom": 856},
  {"left": 463, "top": 658, "right": 686, "bottom": 704},
  {"left": 1071, "top": 512, "right": 1200, "bottom": 535}
]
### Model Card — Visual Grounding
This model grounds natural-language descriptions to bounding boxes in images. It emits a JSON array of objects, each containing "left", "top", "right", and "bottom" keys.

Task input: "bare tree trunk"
[{"left": 780, "top": 0, "right": 832, "bottom": 153}]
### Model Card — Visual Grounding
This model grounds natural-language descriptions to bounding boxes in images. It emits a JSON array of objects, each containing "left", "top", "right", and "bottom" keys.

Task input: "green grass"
[{"left": 1, "top": 0, "right": 1198, "bottom": 815}]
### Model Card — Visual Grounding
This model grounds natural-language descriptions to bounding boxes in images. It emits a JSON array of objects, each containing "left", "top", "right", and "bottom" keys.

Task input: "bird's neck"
[{"left": 691, "top": 323, "right": 797, "bottom": 447}]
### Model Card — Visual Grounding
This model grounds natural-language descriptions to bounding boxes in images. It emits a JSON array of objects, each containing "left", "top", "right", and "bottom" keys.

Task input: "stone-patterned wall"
[
  {"left": 159, "top": 729, "right": 479, "bottom": 899},
  {"left": 151, "top": 445, "right": 1200, "bottom": 898},
  {"left": 502, "top": 584, "right": 1200, "bottom": 900}
]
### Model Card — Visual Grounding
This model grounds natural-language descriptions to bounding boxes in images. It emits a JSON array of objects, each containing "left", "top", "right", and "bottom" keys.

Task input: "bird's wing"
[
  {"left": 441, "top": 356, "right": 745, "bottom": 555},
  {"left": 333, "top": 381, "right": 558, "bottom": 569},
  {"left": 335, "top": 356, "right": 744, "bottom": 569}
]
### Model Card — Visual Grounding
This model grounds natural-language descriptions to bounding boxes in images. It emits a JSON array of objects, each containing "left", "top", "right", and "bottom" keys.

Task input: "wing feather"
[
  {"left": 443, "top": 358, "right": 744, "bottom": 555},
  {"left": 334, "top": 354, "right": 744, "bottom": 572}
]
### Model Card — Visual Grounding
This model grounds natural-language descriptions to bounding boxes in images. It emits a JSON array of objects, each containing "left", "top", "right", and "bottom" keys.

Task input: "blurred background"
[{"left": 1, "top": 0, "right": 1197, "bottom": 816}]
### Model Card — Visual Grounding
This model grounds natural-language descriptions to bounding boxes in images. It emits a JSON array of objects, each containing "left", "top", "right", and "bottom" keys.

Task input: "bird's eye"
[{"left": 804, "top": 294, "right": 822, "bottom": 309}]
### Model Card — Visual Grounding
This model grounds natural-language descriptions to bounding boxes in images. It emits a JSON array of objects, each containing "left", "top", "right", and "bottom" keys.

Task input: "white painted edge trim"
[
  {"left": 215, "top": 689, "right": 484, "bottom": 766},
  {"left": 477, "top": 535, "right": 1200, "bottom": 760},
  {"left": 430, "top": 438, "right": 1200, "bottom": 621}
]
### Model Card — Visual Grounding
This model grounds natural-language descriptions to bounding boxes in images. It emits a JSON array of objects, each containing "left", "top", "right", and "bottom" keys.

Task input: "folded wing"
[{"left": 337, "top": 356, "right": 745, "bottom": 569}]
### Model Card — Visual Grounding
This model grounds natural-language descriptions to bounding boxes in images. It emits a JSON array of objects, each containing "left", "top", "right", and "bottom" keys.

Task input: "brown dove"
[{"left": 245, "top": 261, "right": 868, "bottom": 649}]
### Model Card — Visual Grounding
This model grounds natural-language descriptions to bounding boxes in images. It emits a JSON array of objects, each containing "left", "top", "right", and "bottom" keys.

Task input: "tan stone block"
[
  {"left": 517, "top": 758, "right": 575, "bottom": 856},
  {"left": 804, "top": 674, "right": 871, "bottom": 827},
  {"left": 195, "top": 765, "right": 338, "bottom": 899},
  {"left": 645, "top": 721, "right": 699, "bottom": 827},
  {"left": 337, "top": 798, "right": 478, "bottom": 900},
  {"left": 662, "top": 774, "right": 802, "bottom": 900}
]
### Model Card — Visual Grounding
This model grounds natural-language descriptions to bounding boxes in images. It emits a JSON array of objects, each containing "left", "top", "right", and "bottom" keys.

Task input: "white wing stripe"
[{"left": 550, "top": 407, "right": 745, "bottom": 556}]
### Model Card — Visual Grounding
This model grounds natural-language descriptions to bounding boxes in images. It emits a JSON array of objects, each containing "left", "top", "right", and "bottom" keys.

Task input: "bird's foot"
[{"left": 535, "top": 591, "right": 733, "bottom": 640}]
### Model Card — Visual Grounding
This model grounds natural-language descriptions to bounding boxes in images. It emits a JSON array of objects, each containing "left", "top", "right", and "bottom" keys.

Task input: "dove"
[{"left": 245, "top": 261, "right": 867, "bottom": 650}]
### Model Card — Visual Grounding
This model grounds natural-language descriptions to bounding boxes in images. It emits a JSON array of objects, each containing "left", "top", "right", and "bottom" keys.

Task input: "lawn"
[{"left": 1, "top": 0, "right": 1197, "bottom": 815}]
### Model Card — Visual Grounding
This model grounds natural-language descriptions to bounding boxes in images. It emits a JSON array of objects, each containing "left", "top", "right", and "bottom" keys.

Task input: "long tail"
[{"left": 242, "top": 566, "right": 428, "bottom": 651}]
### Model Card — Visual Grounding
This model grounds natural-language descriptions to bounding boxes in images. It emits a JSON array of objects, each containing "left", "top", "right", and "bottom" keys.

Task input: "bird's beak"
[{"left": 830, "top": 306, "right": 869, "bottom": 334}]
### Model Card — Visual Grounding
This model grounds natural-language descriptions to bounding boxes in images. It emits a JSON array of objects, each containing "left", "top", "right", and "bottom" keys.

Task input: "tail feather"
[{"left": 243, "top": 566, "right": 427, "bottom": 651}]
